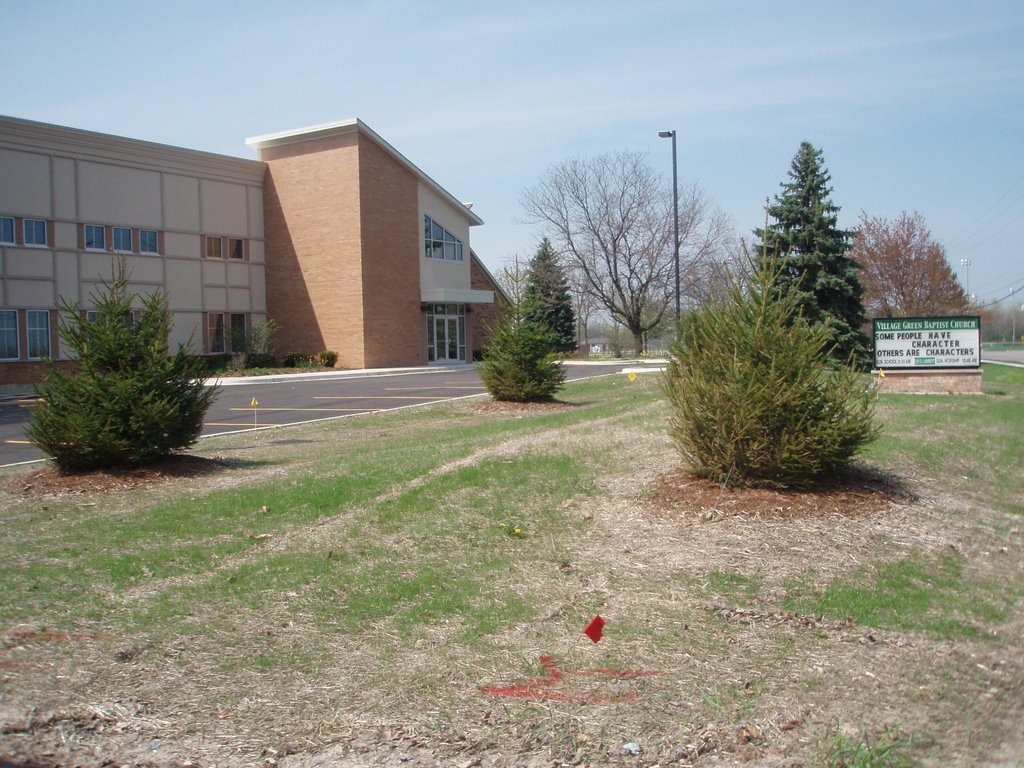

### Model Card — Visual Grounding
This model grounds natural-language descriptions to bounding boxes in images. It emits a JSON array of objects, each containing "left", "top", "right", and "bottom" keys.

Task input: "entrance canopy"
[{"left": 420, "top": 287, "right": 494, "bottom": 304}]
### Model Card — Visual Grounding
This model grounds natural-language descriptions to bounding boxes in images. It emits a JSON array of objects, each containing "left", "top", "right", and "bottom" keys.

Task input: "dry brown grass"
[{"left": 1, "top": 389, "right": 1022, "bottom": 768}]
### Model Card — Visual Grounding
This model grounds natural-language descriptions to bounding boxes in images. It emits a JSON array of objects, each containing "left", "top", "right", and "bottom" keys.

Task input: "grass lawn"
[{"left": 1, "top": 366, "right": 1022, "bottom": 767}]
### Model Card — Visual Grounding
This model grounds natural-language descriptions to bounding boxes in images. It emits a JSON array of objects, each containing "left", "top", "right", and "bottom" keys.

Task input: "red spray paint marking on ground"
[
  {"left": 2, "top": 630, "right": 105, "bottom": 648},
  {"left": 1, "top": 631, "right": 105, "bottom": 670},
  {"left": 480, "top": 655, "right": 661, "bottom": 703}
]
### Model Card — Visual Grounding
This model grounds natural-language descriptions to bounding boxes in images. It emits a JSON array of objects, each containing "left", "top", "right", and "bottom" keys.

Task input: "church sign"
[{"left": 873, "top": 317, "right": 981, "bottom": 369}]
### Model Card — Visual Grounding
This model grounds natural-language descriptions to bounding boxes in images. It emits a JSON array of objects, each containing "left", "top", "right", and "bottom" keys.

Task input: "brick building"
[{"left": 0, "top": 116, "right": 502, "bottom": 389}]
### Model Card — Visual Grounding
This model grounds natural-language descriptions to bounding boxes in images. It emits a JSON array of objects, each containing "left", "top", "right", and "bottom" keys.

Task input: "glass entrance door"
[{"left": 426, "top": 304, "right": 466, "bottom": 363}]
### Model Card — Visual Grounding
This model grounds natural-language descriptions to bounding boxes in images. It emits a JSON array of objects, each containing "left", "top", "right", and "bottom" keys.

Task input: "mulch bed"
[
  {"left": 7, "top": 454, "right": 228, "bottom": 497},
  {"left": 650, "top": 466, "right": 914, "bottom": 520},
  {"left": 468, "top": 399, "right": 578, "bottom": 413}
]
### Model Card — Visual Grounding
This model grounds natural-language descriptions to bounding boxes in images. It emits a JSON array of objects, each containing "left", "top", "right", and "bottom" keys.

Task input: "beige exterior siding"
[
  {"left": 0, "top": 115, "right": 267, "bottom": 386},
  {"left": 2, "top": 115, "right": 497, "bottom": 388}
]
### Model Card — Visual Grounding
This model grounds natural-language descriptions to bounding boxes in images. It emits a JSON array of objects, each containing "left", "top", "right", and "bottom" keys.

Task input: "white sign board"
[{"left": 873, "top": 317, "right": 981, "bottom": 369}]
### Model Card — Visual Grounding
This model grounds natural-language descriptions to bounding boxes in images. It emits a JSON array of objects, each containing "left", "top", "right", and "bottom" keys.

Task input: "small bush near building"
[
  {"left": 480, "top": 304, "right": 565, "bottom": 402},
  {"left": 665, "top": 257, "right": 879, "bottom": 489},
  {"left": 27, "top": 266, "right": 217, "bottom": 471},
  {"left": 318, "top": 350, "right": 339, "bottom": 368},
  {"left": 283, "top": 353, "right": 317, "bottom": 368}
]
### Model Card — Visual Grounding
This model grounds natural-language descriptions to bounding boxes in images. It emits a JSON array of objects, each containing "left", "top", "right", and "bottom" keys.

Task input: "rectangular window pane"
[
  {"left": 208, "top": 314, "right": 225, "bottom": 353},
  {"left": 113, "top": 227, "right": 132, "bottom": 252},
  {"left": 446, "top": 319, "right": 458, "bottom": 360},
  {"left": 0, "top": 217, "right": 14, "bottom": 245},
  {"left": 24, "top": 219, "right": 47, "bottom": 246},
  {"left": 140, "top": 229, "right": 158, "bottom": 254},
  {"left": 0, "top": 310, "right": 18, "bottom": 359},
  {"left": 229, "top": 313, "right": 246, "bottom": 352},
  {"left": 85, "top": 224, "right": 105, "bottom": 250},
  {"left": 27, "top": 310, "right": 50, "bottom": 359},
  {"left": 206, "top": 237, "right": 223, "bottom": 259},
  {"left": 228, "top": 238, "right": 244, "bottom": 260},
  {"left": 85, "top": 310, "right": 100, "bottom": 324}
]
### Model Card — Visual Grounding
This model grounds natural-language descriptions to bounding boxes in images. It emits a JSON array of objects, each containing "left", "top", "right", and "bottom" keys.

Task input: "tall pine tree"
[
  {"left": 753, "top": 142, "right": 870, "bottom": 367},
  {"left": 522, "top": 237, "right": 577, "bottom": 354}
]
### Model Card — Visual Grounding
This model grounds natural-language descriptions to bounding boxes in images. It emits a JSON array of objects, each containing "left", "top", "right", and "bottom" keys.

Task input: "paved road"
[
  {"left": 0, "top": 362, "right": 636, "bottom": 467},
  {"left": 982, "top": 348, "right": 1024, "bottom": 366}
]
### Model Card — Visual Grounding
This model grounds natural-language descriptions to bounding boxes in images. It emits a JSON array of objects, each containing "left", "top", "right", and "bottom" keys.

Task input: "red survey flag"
[{"left": 583, "top": 615, "right": 605, "bottom": 643}]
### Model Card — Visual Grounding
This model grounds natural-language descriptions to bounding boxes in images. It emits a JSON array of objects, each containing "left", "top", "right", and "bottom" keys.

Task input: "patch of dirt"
[
  {"left": 468, "top": 398, "right": 579, "bottom": 413},
  {"left": 7, "top": 454, "right": 231, "bottom": 497}
]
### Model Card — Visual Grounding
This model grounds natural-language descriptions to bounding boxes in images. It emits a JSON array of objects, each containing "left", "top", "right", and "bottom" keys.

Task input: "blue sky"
[{"left": 4, "top": 0, "right": 1022, "bottom": 307}]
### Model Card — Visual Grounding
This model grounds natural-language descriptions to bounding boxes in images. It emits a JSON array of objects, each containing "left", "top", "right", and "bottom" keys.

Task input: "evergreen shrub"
[
  {"left": 480, "top": 304, "right": 566, "bottom": 402},
  {"left": 665, "top": 257, "right": 879, "bottom": 489},
  {"left": 27, "top": 267, "right": 217, "bottom": 471}
]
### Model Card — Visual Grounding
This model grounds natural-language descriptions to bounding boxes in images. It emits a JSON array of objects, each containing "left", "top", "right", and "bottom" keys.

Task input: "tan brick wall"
[
  {"left": 469, "top": 255, "right": 506, "bottom": 359},
  {"left": 357, "top": 134, "right": 425, "bottom": 368},
  {"left": 262, "top": 134, "right": 366, "bottom": 368},
  {"left": 873, "top": 369, "right": 983, "bottom": 394},
  {"left": 0, "top": 360, "right": 74, "bottom": 392}
]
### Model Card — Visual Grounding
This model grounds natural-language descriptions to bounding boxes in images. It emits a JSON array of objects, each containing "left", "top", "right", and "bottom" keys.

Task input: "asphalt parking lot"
[{"left": 0, "top": 362, "right": 634, "bottom": 468}]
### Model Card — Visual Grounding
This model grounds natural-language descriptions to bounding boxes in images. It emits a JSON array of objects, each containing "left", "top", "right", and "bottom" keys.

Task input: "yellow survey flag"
[{"left": 628, "top": 372, "right": 637, "bottom": 381}]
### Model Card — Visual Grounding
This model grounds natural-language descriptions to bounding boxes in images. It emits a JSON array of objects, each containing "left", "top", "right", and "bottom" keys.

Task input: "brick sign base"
[{"left": 873, "top": 368, "right": 982, "bottom": 395}]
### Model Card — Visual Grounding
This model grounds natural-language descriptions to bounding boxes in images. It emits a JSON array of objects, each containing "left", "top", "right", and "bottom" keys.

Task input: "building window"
[
  {"left": 208, "top": 313, "right": 225, "bottom": 354},
  {"left": 85, "top": 224, "right": 105, "bottom": 250},
  {"left": 85, "top": 310, "right": 100, "bottom": 324},
  {"left": 424, "top": 215, "right": 463, "bottom": 262},
  {"left": 0, "top": 217, "right": 14, "bottom": 245},
  {"left": 140, "top": 229, "right": 159, "bottom": 255},
  {"left": 112, "top": 226, "right": 132, "bottom": 253},
  {"left": 26, "top": 310, "right": 50, "bottom": 359},
  {"left": 228, "top": 237, "right": 245, "bottom": 260},
  {"left": 0, "top": 310, "right": 18, "bottom": 360},
  {"left": 24, "top": 219, "right": 48, "bottom": 247},
  {"left": 207, "top": 312, "right": 247, "bottom": 353},
  {"left": 205, "top": 236, "right": 223, "bottom": 259}
]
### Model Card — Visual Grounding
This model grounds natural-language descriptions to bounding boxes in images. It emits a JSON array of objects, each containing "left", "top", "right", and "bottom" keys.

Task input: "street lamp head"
[{"left": 658, "top": 130, "right": 675, "bottom": 139}]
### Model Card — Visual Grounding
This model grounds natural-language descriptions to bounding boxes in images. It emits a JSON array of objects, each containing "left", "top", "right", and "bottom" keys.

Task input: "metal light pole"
[
  {"left": 659, "top": 130, "right": 680, "bottom": 320},
  {"left": 960, "top": 258, "right": 972, "bottom": 298}
]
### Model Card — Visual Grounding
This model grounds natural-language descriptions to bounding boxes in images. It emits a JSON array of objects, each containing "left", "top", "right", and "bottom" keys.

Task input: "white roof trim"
[
  {"left": 0, "top": 115, "right": 267, "bottom": 185},
  {"left": 246, "top": 118, "right": 484, "bottom": 227}
]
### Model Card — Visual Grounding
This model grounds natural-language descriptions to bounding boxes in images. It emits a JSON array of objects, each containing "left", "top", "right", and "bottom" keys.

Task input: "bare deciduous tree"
[
  {"left": 521, "top": 151, "right": 733, "bottom": 354},
  {"left": 852, "top": 211, "right": 970, "bottom": 317},
  {"left": 567, "top": 266, "right": 599, "bottom": 349},
  {"left": 495, "top": 253, "right": 530, "bottom": 309}
]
